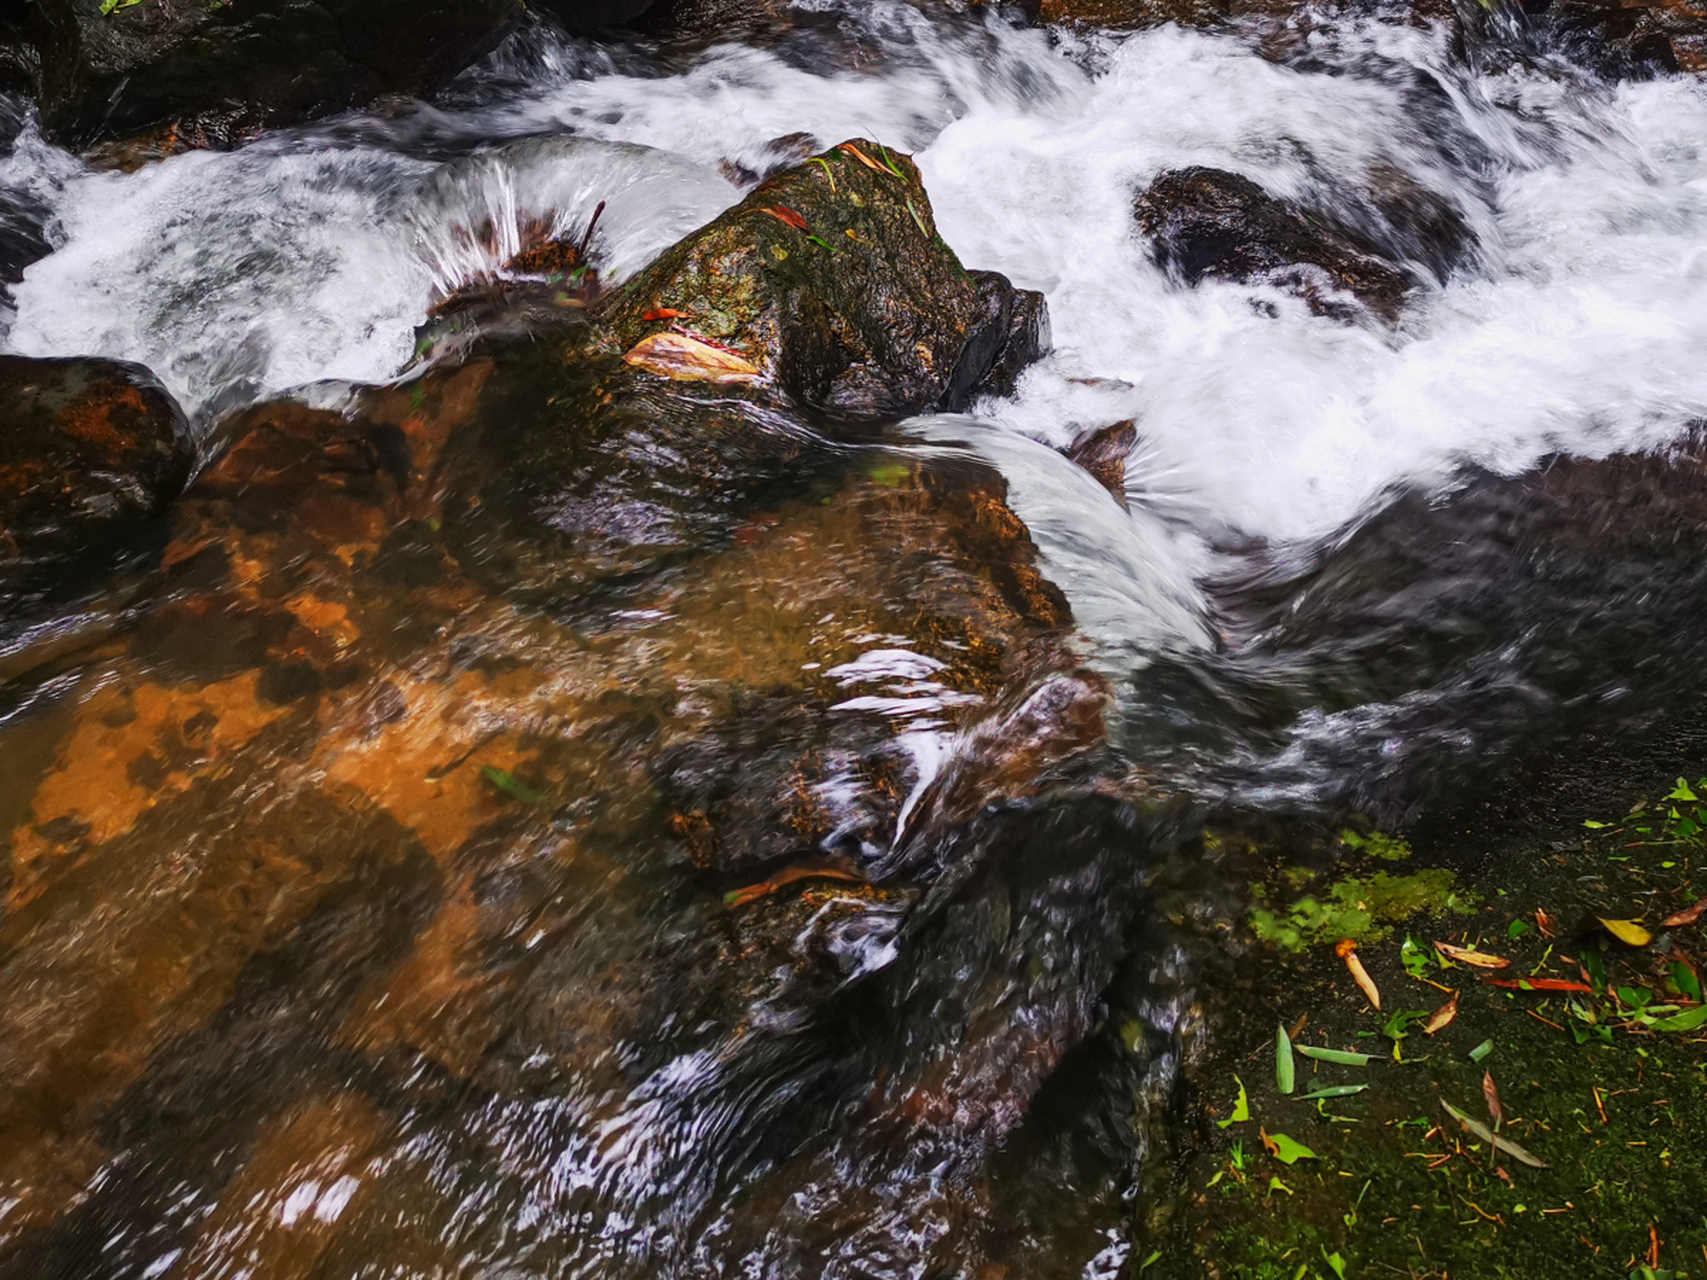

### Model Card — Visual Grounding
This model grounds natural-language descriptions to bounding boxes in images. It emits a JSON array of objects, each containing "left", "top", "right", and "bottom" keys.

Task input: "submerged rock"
[
  {"left": 0, "top": 354, "right": 192, "bottom": 619},
  {"left": 1134, "top": 166, "right": 1418, "bottom": 322},
  {"left": 3, "top": 0, "right": 532, "bottom": 146}
]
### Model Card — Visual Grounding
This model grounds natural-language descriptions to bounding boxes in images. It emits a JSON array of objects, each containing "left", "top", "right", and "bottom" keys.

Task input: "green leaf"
[
  {"left": 1296, "top": 1045, "right": 1376, "bottom": 1066},
  {"left": 1322, "top": 1249, "right": 1348, "bottom": 1280},
  {"left": 1265, "top": 1132, "right": 1318, "bottom": 1165},
  {"left": 1616, "top": 986, "right": 1654, "bottom": 1011},
  {"left": 1401, "top": 934, "right": 1431, "bottom": 980},
  {"left": 1140, "top": 1251, "right": 1162, "bottom": 1271},
  {"left": 1468, "top": 1040, "right": 1494, "bottom": 1063},
  {"left": 482, "top": 765, "right": 544, "bottom": 804},
  {"left": 1672, "top": 961, "right": 1702, "bottom": 1003},
  {"left": 1667, "top": 778, "right": 1699, "bottom": 802},
  {"left": 1276, "top": 1023, "right": 1295, "bottom": 1096},
  {"left": 1298, "top": 1084, "right": 1369, "bottom": 1101},
  {"left": 1646, "top": 1004, "right": 1707, "bottom": 1033},
  {"left": 1218, "top": 1076, "right": 1250, "bottom": 1128},
  {"left": 1507, "top": 918, "right": 1533, "bottom": 940},
  {"left": 1583, "top": 819, "right": 1609, "bottom": 829}
]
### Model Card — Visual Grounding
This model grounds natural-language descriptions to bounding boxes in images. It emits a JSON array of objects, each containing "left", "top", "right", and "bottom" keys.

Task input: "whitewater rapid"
[{"left": 6, "top": 1, "right": 1707, "bottom": 575}]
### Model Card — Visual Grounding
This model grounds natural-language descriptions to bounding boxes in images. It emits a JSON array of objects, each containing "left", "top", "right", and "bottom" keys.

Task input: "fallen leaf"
[
  {"left": 1218, "top": 1075, "right": 1250, "bottom": 1129},
  {"left": 1645, "top": 1003, "right": 1707, "bottom": 1033},
  {"left": 1297, "top": 1084, "right": 1368, "bottom": 1101},
  {"left": 1598, "top": 917, "right": 1653, "bottom": 947},
  {"left": 1440, "top": 1100, "right": 1546, "bottom": 1169},
  {"left": 641, "top": 307, "right": 689, "bottom": 321},
  {"left": 1482, "top": 1070, "right": 1503, "bottom": 1127},
  {"left": 1296, "top": 1045, "right": 1375, "bottom": 1066},
  {"left": 759, "top": 205, "right": 809, "bottom": 232},
  {"left": 1336, "top": 939, "right": 1381, "bottom": 1010},
  {"left": 1480, "top": 977, "right": 1595, "bottom": 993},
  {"left": 623, "top": 332, "right": 760, "bottom": 384},
  {"left": 1534, "top": 908, "right": 1557, "bottom": 937},
  {"left": 724, "top": 863, "right": 865, "bottom": 909},
  {"left": 838, "top": 142, "right": 893, "bottom": 175},
  {"left": 1276, "top": 1023, "right": 1295, "bottom": 1096},
  {"left": 1661, "top": 897, "right": 1707, "bottom": 928},
  {"left": 1434, "top": 941, "right": 1511, "bottom": 969},
  {"left": 1259, "top": 1129, "right": 1318, "bottom": 1165},
  {"left": 1422, "top": 990, "right": 1459, "bottom": 1035}
]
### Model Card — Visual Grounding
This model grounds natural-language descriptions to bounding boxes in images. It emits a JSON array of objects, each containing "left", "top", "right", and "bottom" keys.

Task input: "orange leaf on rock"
[
  {"left": 1434, "top": 941, "right": 1511, "bottom": 969},
  {"left": 759, "top": 205, "right": 809, "bottom": 231},
  {"left": 1422, "top": 990, "right": 1459, "bottom": 1035},
  {"left": 641, "top": 308, "right": 688, "bottom": 321},
  {"left": 623, "top": 332, "right": 760, "bottom": 384},
  {"left": 838, "top": 143, "right": 890, "bottom": 174}
]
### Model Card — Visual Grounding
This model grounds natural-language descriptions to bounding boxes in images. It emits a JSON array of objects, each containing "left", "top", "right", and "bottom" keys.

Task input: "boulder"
[
  {"left": 2, "top": 0, "right": 541, "bottom": 147},
  {"left": 1508, "top": 0, "right": 1707, "bottom": 77},
  {"left": 597, "top": 138, "right": 1048, "bottom": 418},
  {"left": 1134, "top": 166, "right": 1417, "bottom": 322},
  {"left": 0, "top": 354, "right": 192, "bottom": 618}
]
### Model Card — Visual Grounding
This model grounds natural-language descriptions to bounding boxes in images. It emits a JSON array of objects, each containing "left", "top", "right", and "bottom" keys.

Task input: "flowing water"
[{"left": 4, "top": 2, "right": 1707, "bottom": 1275}]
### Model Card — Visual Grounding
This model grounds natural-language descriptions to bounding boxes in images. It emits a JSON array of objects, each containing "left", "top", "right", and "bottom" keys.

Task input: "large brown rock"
[{"left": 0, "top": 354, "right": 192, "bottom": 619}]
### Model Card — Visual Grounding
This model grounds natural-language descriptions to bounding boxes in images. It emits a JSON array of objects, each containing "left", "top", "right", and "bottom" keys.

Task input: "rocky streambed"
[{"left": 2, "top": 0, "right": 1707, "bottom": 1276}]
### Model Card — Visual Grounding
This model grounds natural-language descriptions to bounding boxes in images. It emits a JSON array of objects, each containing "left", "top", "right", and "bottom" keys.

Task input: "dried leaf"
[
  {"left": 1598, "top": 917, "right": 1653, "bottom": 947},
  {"left": 623, "top": 332, "right": 760, "bottom": 384},
  {"left": 1440, "top": 1100, "right": 1547, "bottom": 1169},
  {"left": 759, "top": 205, "right": 809, "bottom": 232},
  {"left": 1480, "top": 977, "right": 1594, "bottom": 993},
  {"left": 838, "top": 143, "right": 892, "bottom": 175},
  {"left": 1336, "top": 939, "right": 1381, "bottom": 1010},
  {"left": 1482, "top": 1070, "right": 1503, "bottom": 1127},
  {"left": 1661, "top": 897, "right": 1707, "bottom": 928},
  {"left": 1434, "top": 941, "right": 1511, "bottom": 969},
  {"left": 724, "top": 863, "right": 865, "bottom": 909},
  {"left": 1535, "top": 908, "right": 1558, "bottom": 938},
  {"left": 1422, "top": 990, "right": 1459, "bottom": 1035}
]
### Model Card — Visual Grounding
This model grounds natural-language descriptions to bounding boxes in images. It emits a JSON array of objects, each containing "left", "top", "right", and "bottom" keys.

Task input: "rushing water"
[{"left": 5, "top": 2, "right": 1707, "bottom": 1276}]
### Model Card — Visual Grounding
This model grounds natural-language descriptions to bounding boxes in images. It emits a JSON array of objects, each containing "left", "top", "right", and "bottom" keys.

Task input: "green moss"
[{"left": 1250, "top": 868, "right": 1470, "bottom": 952}]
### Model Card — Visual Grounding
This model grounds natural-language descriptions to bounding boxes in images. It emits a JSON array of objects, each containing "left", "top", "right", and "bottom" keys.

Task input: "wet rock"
[
  {"left": 4, "top": 0, "right": 532, "bottom": 147},
  {"left": 597, "top": 138, "right": 1049, "bottom": 419},
  {"left": 1511, "top": 0, "right": 1707, "bottom": 77},
  {"left": 1063, "top": 420, "right": 1137, "bottom": 504},
  {"left": 0, "top": 355, "right": 192, "bottom": 619},
  {"left": 1134, "top": 166, "right": 1417, "bottom": 322}
]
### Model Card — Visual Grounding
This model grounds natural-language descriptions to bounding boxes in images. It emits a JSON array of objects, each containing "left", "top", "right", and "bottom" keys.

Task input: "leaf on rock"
[
  {"left": 838, "top": 143, "right": 894, "bottom": 175},
  {"left": 1422, "top": 990, "right": 1459, "bottom": 1035},
  {"left": 759, "top": 205, "right": 809, "bottom": 232},
  {"left": 1598, "top": 917, "right": 1653, "bottom": 947},
  {"left": 482, "top": 765, "right": 543, "bottom": 805},
  {"left": 623, "top": 332, "right": 761, "bottom": 384},
  {"left": 641, "top": 308, "right": 689, "bottom": 321},
  {"left": 1434, "top": 941, "right": 1511, "bottom": 969},
  {"left": 1440, "top": 1100, "right": 1546, "bottom": 1169}
]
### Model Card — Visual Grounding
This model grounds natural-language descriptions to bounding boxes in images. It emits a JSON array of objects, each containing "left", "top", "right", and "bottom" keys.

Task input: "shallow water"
[{"left": 5, "top": 3, "right": 1707, "bottom": 1276}]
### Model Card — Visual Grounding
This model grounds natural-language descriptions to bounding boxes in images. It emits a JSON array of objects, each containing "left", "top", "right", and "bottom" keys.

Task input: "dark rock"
[
  {"left": 4, "top": 0, "right": 534, "bottom": 147},
  {"left": 1508, "top": 0, "right": 1707, "bottom": 77},
  {"left": 1134, "top": 166, "right": 1417, "bottom": 322},
  {"left": 1064, "top": 420, "right": 1136, "bottom": 504},
  {"left": 598, "top": 137, "right": 1048, "bottom": 419},
  {"left": 0, "top": 354, "right": 193, "bottom": 614}
]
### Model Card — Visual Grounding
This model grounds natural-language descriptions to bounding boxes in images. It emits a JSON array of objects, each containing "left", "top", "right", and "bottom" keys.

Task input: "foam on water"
[{"left": 6, "top": 1, "right": 1707, "bottom": 591}]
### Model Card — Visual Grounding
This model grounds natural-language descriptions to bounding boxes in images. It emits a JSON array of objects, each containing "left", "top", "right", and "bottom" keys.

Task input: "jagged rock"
[
  {"left": 1509, "top": 0, "right": 1707, "bottom": 77},
  {"left": 1134, "top": 166, "right": 1417, "bottom": 322},
  {"left": 1, "top": 0, "right": 539, "bottom": 147},
  {"left": 0, "top": 354, "right": 192, "bottom": 618},
  {"left": 596, "top": 138, "right": 1049, "bottom": 418},
  {"left": 1064, "top": 420, "right": 1136, "bottom": 504}
]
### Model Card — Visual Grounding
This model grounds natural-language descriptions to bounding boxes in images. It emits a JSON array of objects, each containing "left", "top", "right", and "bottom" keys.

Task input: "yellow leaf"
[
  {"left": 1433, "top": 941, "right": 1510, "bottom": 969},
  {"left": 622, "top": 332, "right": 760, "bottom": 384},
  {"left": 1597, "top": 917, "right": 1652, "bottom": 947}
]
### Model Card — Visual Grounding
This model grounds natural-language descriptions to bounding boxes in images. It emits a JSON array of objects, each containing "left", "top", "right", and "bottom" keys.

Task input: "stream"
[{"left": 3, "top": 1, "right": 1707, "bottom": 1275}]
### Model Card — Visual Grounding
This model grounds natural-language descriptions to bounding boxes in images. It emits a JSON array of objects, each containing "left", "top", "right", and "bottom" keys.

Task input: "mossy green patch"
[{"left": 1250, "top": 868, "right": 1471, "bottom": 952}]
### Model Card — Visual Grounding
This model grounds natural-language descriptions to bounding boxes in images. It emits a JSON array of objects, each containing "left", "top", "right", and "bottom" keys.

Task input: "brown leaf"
[
  {"left": 1482, "top": 1070, "right": 1503, "bottom": 1127},
  {"left": 622, "top": 332, "right": 761, "bottom": 384},
  {"left": 1422, "top": 990, "right": 1459, "bottom": 1035},
  {"left": 759, "top": 205, "right": 809, "bottom": 232},
  {"left": 1535, "top": 908, "right": 1557, "bottom": 938},
  {"left": 1434, "top": 941, "right": 1511, "bottom": 969},
  {"left": 724, "top": 863, "right": 866, "bottom": 909},
  {"left": 1258, "top": 1127, "right": 1279, "bottom": 1158},
  {"left": 838, "top": 143, "right": 891, "bottom": 174},
  {"left": 1481, "top": 977, "right": 1594, "bottom": 993},
  {"left": 1662, "top": 897, "right": 1707, "bottom": 928},
  {"left": 1339, "top": 946, "right": 1381, "bottom": 1011}
]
